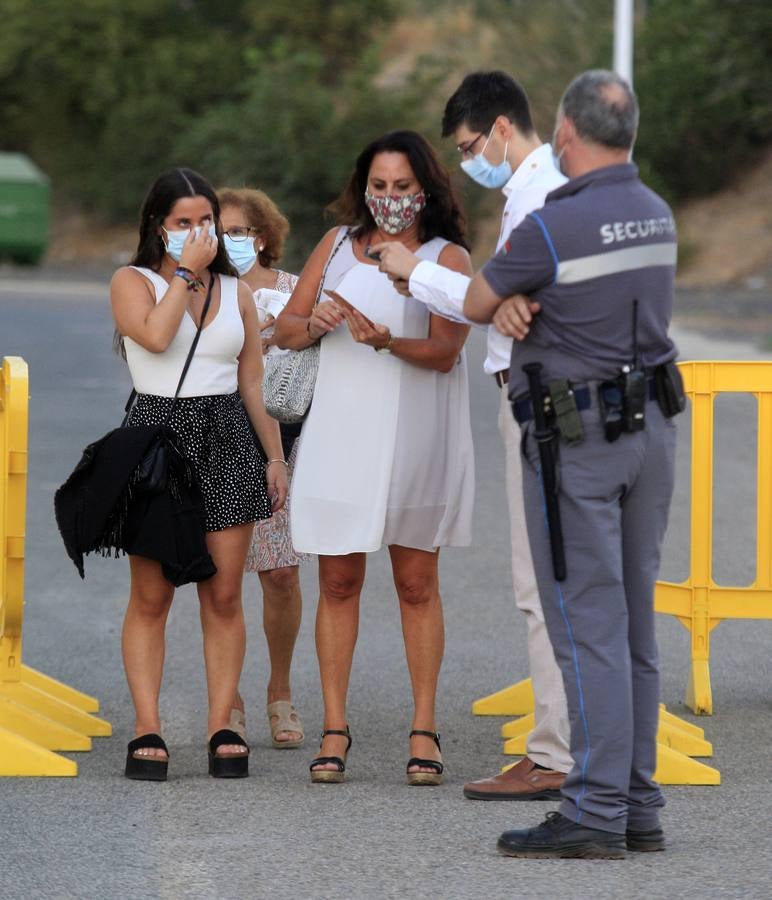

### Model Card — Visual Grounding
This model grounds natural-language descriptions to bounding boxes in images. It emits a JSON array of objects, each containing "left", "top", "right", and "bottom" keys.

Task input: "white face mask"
[{"left": 162, "top": 223, "right": 217, "bottom": 262}]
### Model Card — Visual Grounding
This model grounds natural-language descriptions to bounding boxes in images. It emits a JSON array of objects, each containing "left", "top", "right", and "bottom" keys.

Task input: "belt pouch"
[
  {"left": 655, "top": 361, "right": 687, "bottom": 418},
  {"left": 548, "top": 379, "right": 584, "bottom": 445}
]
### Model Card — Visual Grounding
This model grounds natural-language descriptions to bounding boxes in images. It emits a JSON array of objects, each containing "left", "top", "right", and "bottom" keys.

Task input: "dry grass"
[{"left": 675, "top": 150, "right": 772, "bottom": 288}]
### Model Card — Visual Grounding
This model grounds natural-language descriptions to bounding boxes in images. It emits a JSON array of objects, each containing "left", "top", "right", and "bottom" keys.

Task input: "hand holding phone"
[{"left": 323, "top": 290, "right": 376, "bottom": 328}]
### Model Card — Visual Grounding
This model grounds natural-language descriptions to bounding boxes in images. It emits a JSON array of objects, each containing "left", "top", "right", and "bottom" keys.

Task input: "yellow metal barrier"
[
  {"left": 0, "top": 356, "right": 111, "bottom": 776},
  {"left": 656, "top": 360, "right": 772, "bottom": 715},
  {"left": 473, "top": 680, "right": 719, "bottom": 785}
]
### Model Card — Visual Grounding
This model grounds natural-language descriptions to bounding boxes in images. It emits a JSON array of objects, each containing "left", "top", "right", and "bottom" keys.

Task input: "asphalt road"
[{"left": 1, "top": 277, "right": 771, "bottom": 899}]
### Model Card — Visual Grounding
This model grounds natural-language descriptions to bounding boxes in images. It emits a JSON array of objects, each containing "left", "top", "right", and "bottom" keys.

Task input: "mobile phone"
[
  {"left": 364, "top": 246, "right": 381, "bottom": 262},
  {"left": 323, "top": 290, "right": 376, "bottom": 328}
]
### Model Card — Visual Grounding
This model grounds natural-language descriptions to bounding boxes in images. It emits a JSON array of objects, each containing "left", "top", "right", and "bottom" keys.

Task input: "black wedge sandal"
[
  {"left": 208, "top": 728, "right": 249, "bottom": 778},
  {"left": 309, "top": 727, "right": 352, "bottom": 784},
  {"left": 125, "top": 733, "right": 169, "bottom": 782},
  {"left": 407, "top": 729, "right": 444, "bottom": 786}
]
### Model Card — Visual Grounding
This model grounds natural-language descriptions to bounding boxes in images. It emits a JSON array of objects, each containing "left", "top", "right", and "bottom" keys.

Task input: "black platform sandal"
[
  {"left": 310, "top": 727, "right": 352, "bottom": 784},
  {"left": 208, "top": 728, "right": 249, "bottom": 778},
  {"left": 125, "top": 733, "right": 169, "bottom": 782},
  {"left": 407, "top": 730, "right": 444, "bottom": 786}
]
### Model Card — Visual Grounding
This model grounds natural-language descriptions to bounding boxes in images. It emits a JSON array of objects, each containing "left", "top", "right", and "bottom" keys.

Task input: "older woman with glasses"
[{"left": 218, "top": 187, "right": 306, "bottom": 750}]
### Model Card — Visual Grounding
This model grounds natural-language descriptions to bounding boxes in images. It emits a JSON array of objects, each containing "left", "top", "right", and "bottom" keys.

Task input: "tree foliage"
[
  {"left": 0, "top": 0, "right": 769, "bottom": 264},
  {"left": 635, "top": 0, "right": 772, "bottom": 199}
]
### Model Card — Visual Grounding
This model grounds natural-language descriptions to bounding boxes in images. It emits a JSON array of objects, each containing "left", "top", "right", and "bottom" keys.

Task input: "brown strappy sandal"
[
  {"left": 309, "top": 727, "right": 352, "bottom": 784},
  {"left": 406, "top": 729, "right": 444, "bottom": 786}
]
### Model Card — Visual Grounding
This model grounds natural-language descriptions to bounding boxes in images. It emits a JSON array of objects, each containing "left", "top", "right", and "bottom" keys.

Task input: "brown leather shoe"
[{"left": 463, "top": 757, "right": 565, "bottom": 801}]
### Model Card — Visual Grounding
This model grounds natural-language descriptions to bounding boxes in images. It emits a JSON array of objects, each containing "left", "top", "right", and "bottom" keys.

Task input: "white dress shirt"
[{"left": 408, "top": 143, "right": 567, "bottom": 374}]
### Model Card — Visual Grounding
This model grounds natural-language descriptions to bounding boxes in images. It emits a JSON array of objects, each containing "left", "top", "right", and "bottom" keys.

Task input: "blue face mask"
[
  {"left": 162, "top": 223, "right": 217, "bottom": 262},
  {"left": 460, "top": 128, "right": 512, "bottom": 189},
  {"left": 223, "top": 234, "right": 258, "bottom": 276},
  {"left": 551, "top": 125, "right": 568, "bottom": 176}
]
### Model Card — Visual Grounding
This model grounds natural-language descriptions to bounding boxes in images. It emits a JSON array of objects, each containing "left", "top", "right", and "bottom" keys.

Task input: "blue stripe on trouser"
[
  {"left": 535, "top": 465, "right": 591, "bottom": 822},
  {"left": 521, "top": 408, "right": 674, "bottom": 832}
]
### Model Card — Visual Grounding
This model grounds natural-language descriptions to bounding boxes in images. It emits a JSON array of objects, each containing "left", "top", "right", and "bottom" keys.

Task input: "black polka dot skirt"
[{"left": 126, "top": 391, "right": 272, "bottom": 532}]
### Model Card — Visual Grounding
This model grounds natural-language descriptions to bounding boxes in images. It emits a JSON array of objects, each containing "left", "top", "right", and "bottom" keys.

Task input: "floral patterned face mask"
[{"left": 364, "top": 189, "right": 427, "bottom": 235}]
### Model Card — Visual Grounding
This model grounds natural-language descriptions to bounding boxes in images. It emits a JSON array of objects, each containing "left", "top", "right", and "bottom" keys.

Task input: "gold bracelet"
[{"left": 266, "top": 458, "right": 288, "bottom": 467}]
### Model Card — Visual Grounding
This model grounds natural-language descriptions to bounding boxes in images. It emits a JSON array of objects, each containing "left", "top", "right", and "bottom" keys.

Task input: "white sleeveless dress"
[{"left": 290, "top": 232, "right": 474, "bottom": 555}]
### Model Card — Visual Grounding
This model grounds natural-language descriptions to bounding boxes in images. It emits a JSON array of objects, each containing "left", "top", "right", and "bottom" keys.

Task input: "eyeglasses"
[
  {"left": 457, "top": 132, "right": 486, "bottom": 159},
  {"left": 224, "top": 226, "right": 260, "bottom": 242}
]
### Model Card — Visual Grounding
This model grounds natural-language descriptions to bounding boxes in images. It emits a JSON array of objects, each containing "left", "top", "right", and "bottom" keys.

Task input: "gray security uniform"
[{"left": 482, "top": 163, "right": 678, "bottom": 835}]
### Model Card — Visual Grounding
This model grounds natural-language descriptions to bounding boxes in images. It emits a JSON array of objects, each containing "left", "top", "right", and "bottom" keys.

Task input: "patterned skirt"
[
  {"left": 245, "top": 439, "right": 308, "bottom": 572},
  {"left": 126, "top": 391, "right": 272, "bottom": 532}
]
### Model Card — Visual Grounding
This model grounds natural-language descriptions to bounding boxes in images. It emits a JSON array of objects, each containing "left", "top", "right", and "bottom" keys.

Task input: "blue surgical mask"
[
  {"left": 460, "top": 128, "right": 512, "bottom": 189},
  {"left": 551, "top": 121, "right": 568, "bottom": 176},
  {"left": 223, "top": 234, "right": 258, "bottom": 276},
  {"left": 161, "top": 223, "right": 218, "bottom": 262}
]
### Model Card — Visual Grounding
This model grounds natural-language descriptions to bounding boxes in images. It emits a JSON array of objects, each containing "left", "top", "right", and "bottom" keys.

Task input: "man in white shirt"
[{"left": 373, "top": 71, "right": 572, "bottom": 799}]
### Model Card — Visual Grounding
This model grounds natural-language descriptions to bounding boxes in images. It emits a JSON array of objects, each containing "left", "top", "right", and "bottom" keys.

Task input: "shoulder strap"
[
  {"left": 417, "top": 237, "right": 449, "bottom": 264},
  {"left": 170, "top": 275, "right": 215, "bottom": 404},
  {"left": 122, "top": 275, "right": 215, "bottom": 426},
  {"left": 313, "top": 228, "right": 349, "bottom": 307}
]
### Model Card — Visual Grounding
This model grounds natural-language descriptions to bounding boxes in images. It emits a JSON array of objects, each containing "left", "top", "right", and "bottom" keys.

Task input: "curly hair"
[
  {"left": 217, "top": 187, "right": 291, "bottom": 268},
  {"left": 329, "top": 130, "right": 468, "bottom": 250}
]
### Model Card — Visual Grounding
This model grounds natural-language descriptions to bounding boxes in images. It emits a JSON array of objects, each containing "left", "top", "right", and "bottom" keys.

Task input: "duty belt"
[{"left": 512, "top": 377, "right": 657, "bottom": 426}]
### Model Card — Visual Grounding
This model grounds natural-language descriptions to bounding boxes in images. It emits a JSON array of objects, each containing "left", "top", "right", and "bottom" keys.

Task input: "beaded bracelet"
[{"left": 174, "top": 266, "right": 203, "bottom": 291}]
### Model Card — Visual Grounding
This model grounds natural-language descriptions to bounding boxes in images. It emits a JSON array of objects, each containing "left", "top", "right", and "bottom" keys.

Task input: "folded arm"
[{"left": 463, "top": 213, "right": 555, "bottom": 326}]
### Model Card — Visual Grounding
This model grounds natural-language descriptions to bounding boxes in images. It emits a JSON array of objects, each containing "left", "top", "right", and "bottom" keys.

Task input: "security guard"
[{"left": 464, "top": 69, "right": 682, "bottom": 859}]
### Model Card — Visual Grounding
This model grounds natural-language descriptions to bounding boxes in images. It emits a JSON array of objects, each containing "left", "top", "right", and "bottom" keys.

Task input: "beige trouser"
[{"left": 498, "top": 383, "right": 572, "bottom": 773}]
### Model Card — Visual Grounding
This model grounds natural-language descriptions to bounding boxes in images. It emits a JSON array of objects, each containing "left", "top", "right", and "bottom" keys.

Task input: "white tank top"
[{"left": 123, "top": 267, "right": 244, "bottom": 398}]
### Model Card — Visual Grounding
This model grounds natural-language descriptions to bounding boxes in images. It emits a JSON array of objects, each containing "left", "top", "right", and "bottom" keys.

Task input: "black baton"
[{"left": 523, "top": 362, "right": 567, "bottom": 581}]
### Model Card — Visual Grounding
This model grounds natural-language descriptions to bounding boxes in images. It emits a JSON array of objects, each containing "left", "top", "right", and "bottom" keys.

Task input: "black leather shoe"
[
  {"left": 497, "top": 812, "right": 627, "bottom": 859},
  {"left": 626, "top": 826, "right": 665, "bottom": 851}
]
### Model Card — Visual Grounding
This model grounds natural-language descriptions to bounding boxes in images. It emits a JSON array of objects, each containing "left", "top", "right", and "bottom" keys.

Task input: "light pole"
[{"left": 614, "top": 0, "right": 634, "bottom": 88}]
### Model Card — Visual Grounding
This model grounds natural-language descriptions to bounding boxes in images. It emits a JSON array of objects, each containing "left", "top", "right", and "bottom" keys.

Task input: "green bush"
[
  {"left": 171, "top": 46, "right": 446, "bottom": 267},
  {"left": 0, "top": 0, "right": 769, "bottom": 257},
  {"left": 635, "top": 0, "right": 772, "bottom": 199}
]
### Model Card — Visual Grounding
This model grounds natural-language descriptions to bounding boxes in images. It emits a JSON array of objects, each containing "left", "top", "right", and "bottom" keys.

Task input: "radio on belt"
[{"left": 599, "top": 299, "right": 647, "bottom": 442}]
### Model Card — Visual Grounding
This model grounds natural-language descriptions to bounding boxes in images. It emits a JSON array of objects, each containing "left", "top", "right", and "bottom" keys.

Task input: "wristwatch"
[{"left": 374, "top": 333, "right": 395, "bottom": 354}]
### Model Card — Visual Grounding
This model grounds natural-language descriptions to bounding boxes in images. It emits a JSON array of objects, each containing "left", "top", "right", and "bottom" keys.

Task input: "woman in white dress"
[
  {"left": 274, "top": 131, "right": 474, "bottom": 785},
  {"left": 218, "top": 187, "right": 305, "bottom": 748}
]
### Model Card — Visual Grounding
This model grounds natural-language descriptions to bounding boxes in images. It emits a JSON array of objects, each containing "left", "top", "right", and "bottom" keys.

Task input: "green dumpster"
[{"left": 0, "top": 153, "right": 50, "bottom": 265}]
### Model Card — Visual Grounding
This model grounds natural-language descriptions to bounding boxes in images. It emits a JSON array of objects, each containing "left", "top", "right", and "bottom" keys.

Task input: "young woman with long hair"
[{"left": 111, "top": 168, "right": 287, "bottom": 780}]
